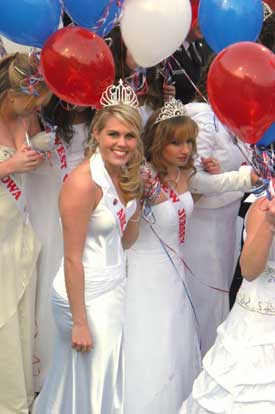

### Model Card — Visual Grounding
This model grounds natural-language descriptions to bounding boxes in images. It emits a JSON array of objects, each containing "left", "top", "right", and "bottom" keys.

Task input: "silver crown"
[
  {"left": 154, "top": 97, "right": 187, "bottom": 124},
  {"left": 263, "top": 2, "right": 273, "bottom": 21},
  {"left": 100, "top": 79, "right": 139, "bottom": 108}
]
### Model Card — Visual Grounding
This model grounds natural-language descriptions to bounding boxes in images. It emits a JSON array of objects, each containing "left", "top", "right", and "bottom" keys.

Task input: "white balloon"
[{"left": 121, "top": 0, "right": 192, "bottom": 68}]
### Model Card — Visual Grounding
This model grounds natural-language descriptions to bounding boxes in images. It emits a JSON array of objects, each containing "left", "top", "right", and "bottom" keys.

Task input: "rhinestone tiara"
[
  {"left": 263, "top": 2, "right": 273, "bottom": 21},
  {"left": 100, "top": 79, "right": 139, "bottom": 108},
  {"left": 154, "top": 97, "right": 187, "bottom": 124}
]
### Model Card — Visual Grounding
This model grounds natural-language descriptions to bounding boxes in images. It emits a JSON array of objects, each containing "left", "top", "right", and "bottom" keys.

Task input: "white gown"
[
  {"left": 33, "top": 150, "right": 136, "bottom": 414},
  {"left": 179, "top": 239, "right": 275, "bottom": 414},
  {"left": 184, "top": 102, "right": 249, "bottom": 356},
  {"left": 124, "top": 189, "right": 201, "bottom": 414},
  {"left": 25, "top": 124, "right": 89, "bottom": 390}
]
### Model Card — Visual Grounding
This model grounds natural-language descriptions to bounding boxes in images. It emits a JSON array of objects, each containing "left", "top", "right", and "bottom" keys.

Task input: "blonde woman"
[
  {"left": 0, "top": 53, "right": 51, "bottom": 413},
  {"left": 34, "top": 83, "right": 144, "bottom": 414}
]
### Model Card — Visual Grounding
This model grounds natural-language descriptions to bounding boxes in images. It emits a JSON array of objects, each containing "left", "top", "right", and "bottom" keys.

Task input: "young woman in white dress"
[
  {"left": 180, "top": 190, "right": 275, "bottom": 413},
  {"left": 33, "top": 82, "right": 144, "bottom": 414},
  {"left": 123, "top": 96, "right": 260, "bottom": 414},
  {"left": 124, "top": 98, "right": 202, "bottom": 414},
  {"left": 183, "top": 59, "right": 251, "bottom": 356},
  {"left": 0, "top": 52, "right": 51, "bottom": 414},
  {"left": 26, "top": 96, "right": 95, "bottom": 391}
]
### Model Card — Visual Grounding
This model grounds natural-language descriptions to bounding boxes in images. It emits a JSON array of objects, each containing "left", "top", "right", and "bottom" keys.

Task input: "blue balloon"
[
  {"left": 199, "top": 0, "right": 264, "bottom": 53},
  {"left": 64, "top": 0, "right": 124, "bottom": 37},
  {"left": 257, "top": 121, "right": 275, "bottom": 147},
  {"left": 0, "top": 0, "right": 61, "bottom": 48}
]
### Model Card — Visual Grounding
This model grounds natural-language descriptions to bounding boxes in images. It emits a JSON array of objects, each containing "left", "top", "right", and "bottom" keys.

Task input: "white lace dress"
[{"left": 179, "top": 240, "right": 275, "bottom": 413}]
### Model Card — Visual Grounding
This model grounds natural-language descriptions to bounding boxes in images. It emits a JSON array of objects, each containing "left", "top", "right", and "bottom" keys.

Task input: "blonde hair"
[
  {"left": 86, "top": 104, "right": 144, "bottom": 201},
  {"left": 143, "top": 110, "right": 198, "bottom": 183},
  {"left": 0, "top": 52, "right": 50, "bottom": 109}
]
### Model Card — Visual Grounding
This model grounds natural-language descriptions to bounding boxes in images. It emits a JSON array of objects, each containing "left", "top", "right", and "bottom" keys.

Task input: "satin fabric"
[
  {"left": 184, "top": 102, "right": 249, "bottom": 356},
  {"left": 179, "top": 235, "right": 275, "bottom": 413},
  {"left": 125, "top": 191, "right": 201, "bottom": 414},
  {"left": 33, "top": 150, "right": 136, "bottom": 414},
  {"left": 25, "top": 123, "right": 89, "bottom": 390}
]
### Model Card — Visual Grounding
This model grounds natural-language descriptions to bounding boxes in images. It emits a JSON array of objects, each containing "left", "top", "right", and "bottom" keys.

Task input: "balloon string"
[
  {"left": 168, "top": 54, "right": 208, "bottom": 103},
  {"left": 142, "top": 209, "right": 229, "bottom": 294},
  {"left": 91, "top": 0, "right": 123, "bottom": 37}
]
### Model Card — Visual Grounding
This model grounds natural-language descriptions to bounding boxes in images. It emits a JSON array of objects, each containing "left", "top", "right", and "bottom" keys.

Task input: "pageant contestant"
[
  {"left": 0, "top": 52, "right": 50, "bottom": 413},
  {"left": 180, "top": 147, "right": 275, "bottom": 413},
  {"left": 28, "top": 96, "right": 95, "bottom": 390},
  {"left": 124, "top": 97, "right": 260, "bottom": 414},
  {"left": 183, "top": 56, "right": 252, "bottom": 356},
  {"left": 124, "top": 98, "right": 201, "bottom": 414},
  {"left": 33, "top": 81, "right": 143, "bottom": 414}
]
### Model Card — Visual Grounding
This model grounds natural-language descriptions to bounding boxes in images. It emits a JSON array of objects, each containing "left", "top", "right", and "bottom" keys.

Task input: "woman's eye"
[
  {"left": 108, "top": 131, "right": 118, "bottom": 137},
  {"left": 126, "top": 134, "right": 135, "bottom": 140},
  {"left": 170, "top": 140, "right": 179, "bottom": 145},
  {"left": 187, "top": 139, "right": 193, "bottom": 144}
]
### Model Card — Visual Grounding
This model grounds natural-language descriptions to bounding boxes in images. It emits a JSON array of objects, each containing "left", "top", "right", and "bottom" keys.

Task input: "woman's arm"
[
  {"left": 122, "top": 203, "right": 142, "bottom": 249},
  {"left": 189, "top": 165, "right": 255, "bottom": 194},
  {"left": 59, "top": 162, "right": 97, "bottom": 352},
  {"left": 240, "top": 197, "right": 275, "bottom": 281}
]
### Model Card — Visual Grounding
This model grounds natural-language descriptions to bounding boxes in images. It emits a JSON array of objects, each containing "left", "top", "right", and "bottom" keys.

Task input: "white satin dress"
[
  {"left": 125, "top": 188, "right": 201, "bottom": 414},
  {"left": 33, "top": 151, "right": 136, "bottom": 414},
  {"left": 180, "top": 236, "right": 275, "bottom": 413}
]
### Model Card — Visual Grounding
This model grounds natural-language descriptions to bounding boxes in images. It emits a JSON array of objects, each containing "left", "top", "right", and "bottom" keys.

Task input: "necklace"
[{"left": 166, "top": 167, "right": 181, "bottom": 185}]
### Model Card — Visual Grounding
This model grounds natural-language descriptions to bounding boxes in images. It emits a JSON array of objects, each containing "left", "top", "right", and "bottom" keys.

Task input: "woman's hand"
[
  {"left": 201, "top": 156, "right": 221, "bottom": 174},
  {"left": 163, "top": 83, "right": 176, "bottom": 102},
  {"left": 72, "top": 322, "right": 93, "bottom": 353},
  {"left": 8, "top": 145, "right": 44, "bottom": 173}
]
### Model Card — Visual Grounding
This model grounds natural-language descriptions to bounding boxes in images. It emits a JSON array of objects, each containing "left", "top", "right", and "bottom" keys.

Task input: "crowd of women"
[{"left": 1, "top": 4, "right": 275, "bottom": 414}]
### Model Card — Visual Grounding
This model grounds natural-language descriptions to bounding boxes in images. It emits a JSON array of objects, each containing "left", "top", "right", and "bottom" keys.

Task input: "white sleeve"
[
  {"left": 192, "top": 113, "right": 217, "bottom": 170},
  {"left": 189, "top": 165, "right": 253, "bottom": 194}
]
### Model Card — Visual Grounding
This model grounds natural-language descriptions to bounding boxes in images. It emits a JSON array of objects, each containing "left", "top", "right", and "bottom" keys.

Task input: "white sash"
[{"left": 0, "top": 174, "right": 28, "bottom": 220}]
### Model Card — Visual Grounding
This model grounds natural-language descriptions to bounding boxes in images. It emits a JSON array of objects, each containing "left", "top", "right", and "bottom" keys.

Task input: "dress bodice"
[
  {"left": 132, "top": 189, "right": 194, "bottom": 254},
  {"left": 53, "top": 150, "right": 137, "bottom": 301},
  {"left": 236, "top": 241, "right": 275, "bottom": 315},
  {"left": 82, "top": 151, "right": 136, "bottom": 269}
]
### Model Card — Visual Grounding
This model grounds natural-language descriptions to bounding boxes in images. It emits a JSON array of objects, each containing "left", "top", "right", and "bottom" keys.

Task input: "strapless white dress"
[
  {"left": 33, "top": 151, "right": 136, "bottom": 414},
  {"left": 125, "top": 189, "right": 201, "bottom": 414},
  {"left": 179, "top": 240, "right": 275, "bottom": 413}
]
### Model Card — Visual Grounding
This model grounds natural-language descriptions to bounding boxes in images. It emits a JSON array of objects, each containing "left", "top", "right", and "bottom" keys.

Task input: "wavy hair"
[
  {"left": 143, "top": 110, "right": 198, "bottom": 183},
  {"left": 0, "top": 52, "right": 50, "bottom": 110},
  {"left": 85, "top": 104, "right": 144, "bottom": 201}
]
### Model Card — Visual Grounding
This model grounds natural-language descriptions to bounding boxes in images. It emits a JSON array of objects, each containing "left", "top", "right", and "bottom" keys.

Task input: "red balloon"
[
  {"left": 191, "top": 0, "right": 199, "bottom": 29},
  {"left": 265, "top": 0, "right": 275, "bottom": 10},
  {"left": 207, "top": 42, "right": 275, "bottom": 144},
  {"left": 40, "top": 26, "right": 115, "bottom": 107}
]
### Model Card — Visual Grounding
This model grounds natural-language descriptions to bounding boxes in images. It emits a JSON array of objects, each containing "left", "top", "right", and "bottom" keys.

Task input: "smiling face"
[{"left": 94, "top": 115, "right": 138, "bottom": 170}]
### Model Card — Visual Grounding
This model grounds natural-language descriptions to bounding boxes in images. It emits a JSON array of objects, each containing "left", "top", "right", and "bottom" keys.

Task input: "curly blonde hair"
[
  {"left": 85, "top": 104, "right": 144, "bottom": 201},
  {"left": 143, "top": 110, "right": 198, "bottom": 184}
]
